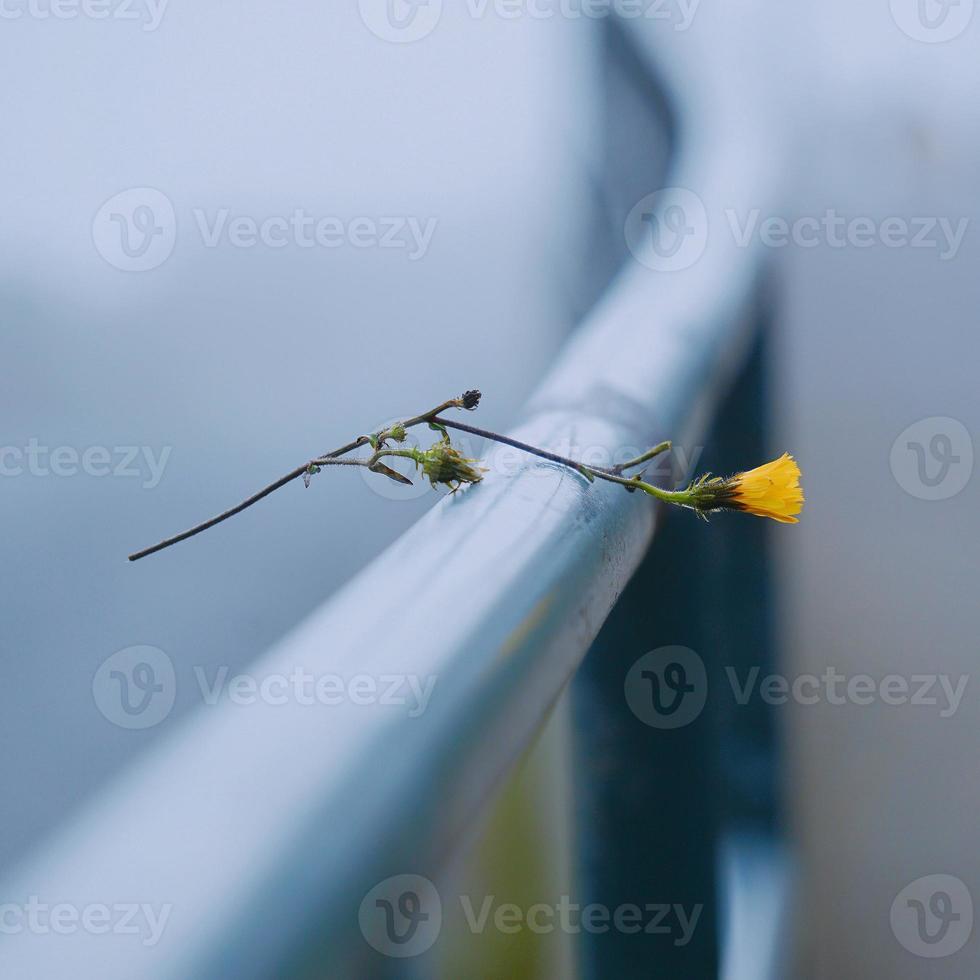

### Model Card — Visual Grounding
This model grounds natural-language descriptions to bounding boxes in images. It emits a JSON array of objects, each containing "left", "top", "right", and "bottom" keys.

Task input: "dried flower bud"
[{"left": 460, "top": 389, "right": 482, "bottom": 411}]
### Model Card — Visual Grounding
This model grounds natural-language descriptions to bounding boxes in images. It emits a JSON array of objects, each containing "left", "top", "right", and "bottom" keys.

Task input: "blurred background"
[{"left": 1, "top": 1, "right": 978, "bottom": 977}]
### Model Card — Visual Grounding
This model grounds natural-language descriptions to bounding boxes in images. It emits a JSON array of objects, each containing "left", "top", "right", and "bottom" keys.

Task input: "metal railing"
[{"left": 0, "top": 14, "right": 783, "bottom": 979}]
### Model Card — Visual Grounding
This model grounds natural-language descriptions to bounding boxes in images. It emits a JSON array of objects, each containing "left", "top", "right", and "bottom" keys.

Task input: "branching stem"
[{"left": 128, "top": 390, "right": 676, "bottom": 561}]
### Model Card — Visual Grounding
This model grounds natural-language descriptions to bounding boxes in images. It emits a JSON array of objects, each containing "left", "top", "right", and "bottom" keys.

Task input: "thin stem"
[
  {"left": 126, "top": 440, "right": 366, "bottom": 562},
  {"left": 128, "top": 397, "right": 468, "bottom": 561},
  {"left": 595, "top": 470, "right": 693, "bottom": 506},
  {"left": 313, "top": 457, "right": 371, "bottom": 467},
  {"left": 610, "top": 441, "right": 672, "bottom": 475},
  {"left": 128, "top": 391, "right": 681, "bottom": 562},
  {"left": 308, "top": 400, "right": 461, "bottom": 465},
  {"left": 431, "top": 416, "right": 613, "bottom": 480},
  {"left": 432, "top": 417, "right": 675, "bottom": 493},
  {"left": 375, "top": 449, "right": 420, "bottom": 462}
]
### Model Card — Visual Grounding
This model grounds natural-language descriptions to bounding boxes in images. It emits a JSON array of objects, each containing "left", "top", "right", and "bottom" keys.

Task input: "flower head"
[
  {"left": 411, "top": 441, "right": 486, "bottom": 490},
  {"left": 458, "top": 389, "right": 482, "bottom": 411},
  {"left": 684, "top": 453, "right": 804, "bottom": 524}
]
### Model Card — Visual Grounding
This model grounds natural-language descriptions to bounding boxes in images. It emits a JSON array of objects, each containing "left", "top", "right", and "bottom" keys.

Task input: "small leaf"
[{"left": 369, "top": 461, "right": 414, "bottom": 486}]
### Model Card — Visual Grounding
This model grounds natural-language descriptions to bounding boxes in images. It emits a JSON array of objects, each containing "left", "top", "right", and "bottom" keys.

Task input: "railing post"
[
  {"left": 572, "top": 483, "right": 722, "bottom": 978},
  {"left": 572, "top": 305, "right": 780, "bottom": 978}
]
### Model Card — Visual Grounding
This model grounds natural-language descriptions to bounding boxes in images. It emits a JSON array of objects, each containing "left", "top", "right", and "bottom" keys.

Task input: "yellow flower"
[
  {"left": 668, "top": 452, "right": 804, "bottom": 523},
  {"left": 728, "top": 453, "right": 804, "bottom": 523}
]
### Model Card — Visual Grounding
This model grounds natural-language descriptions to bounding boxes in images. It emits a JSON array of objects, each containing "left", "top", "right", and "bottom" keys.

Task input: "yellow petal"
[{"left": 732, "top": 453, "right": 804, "bottom": 523}]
